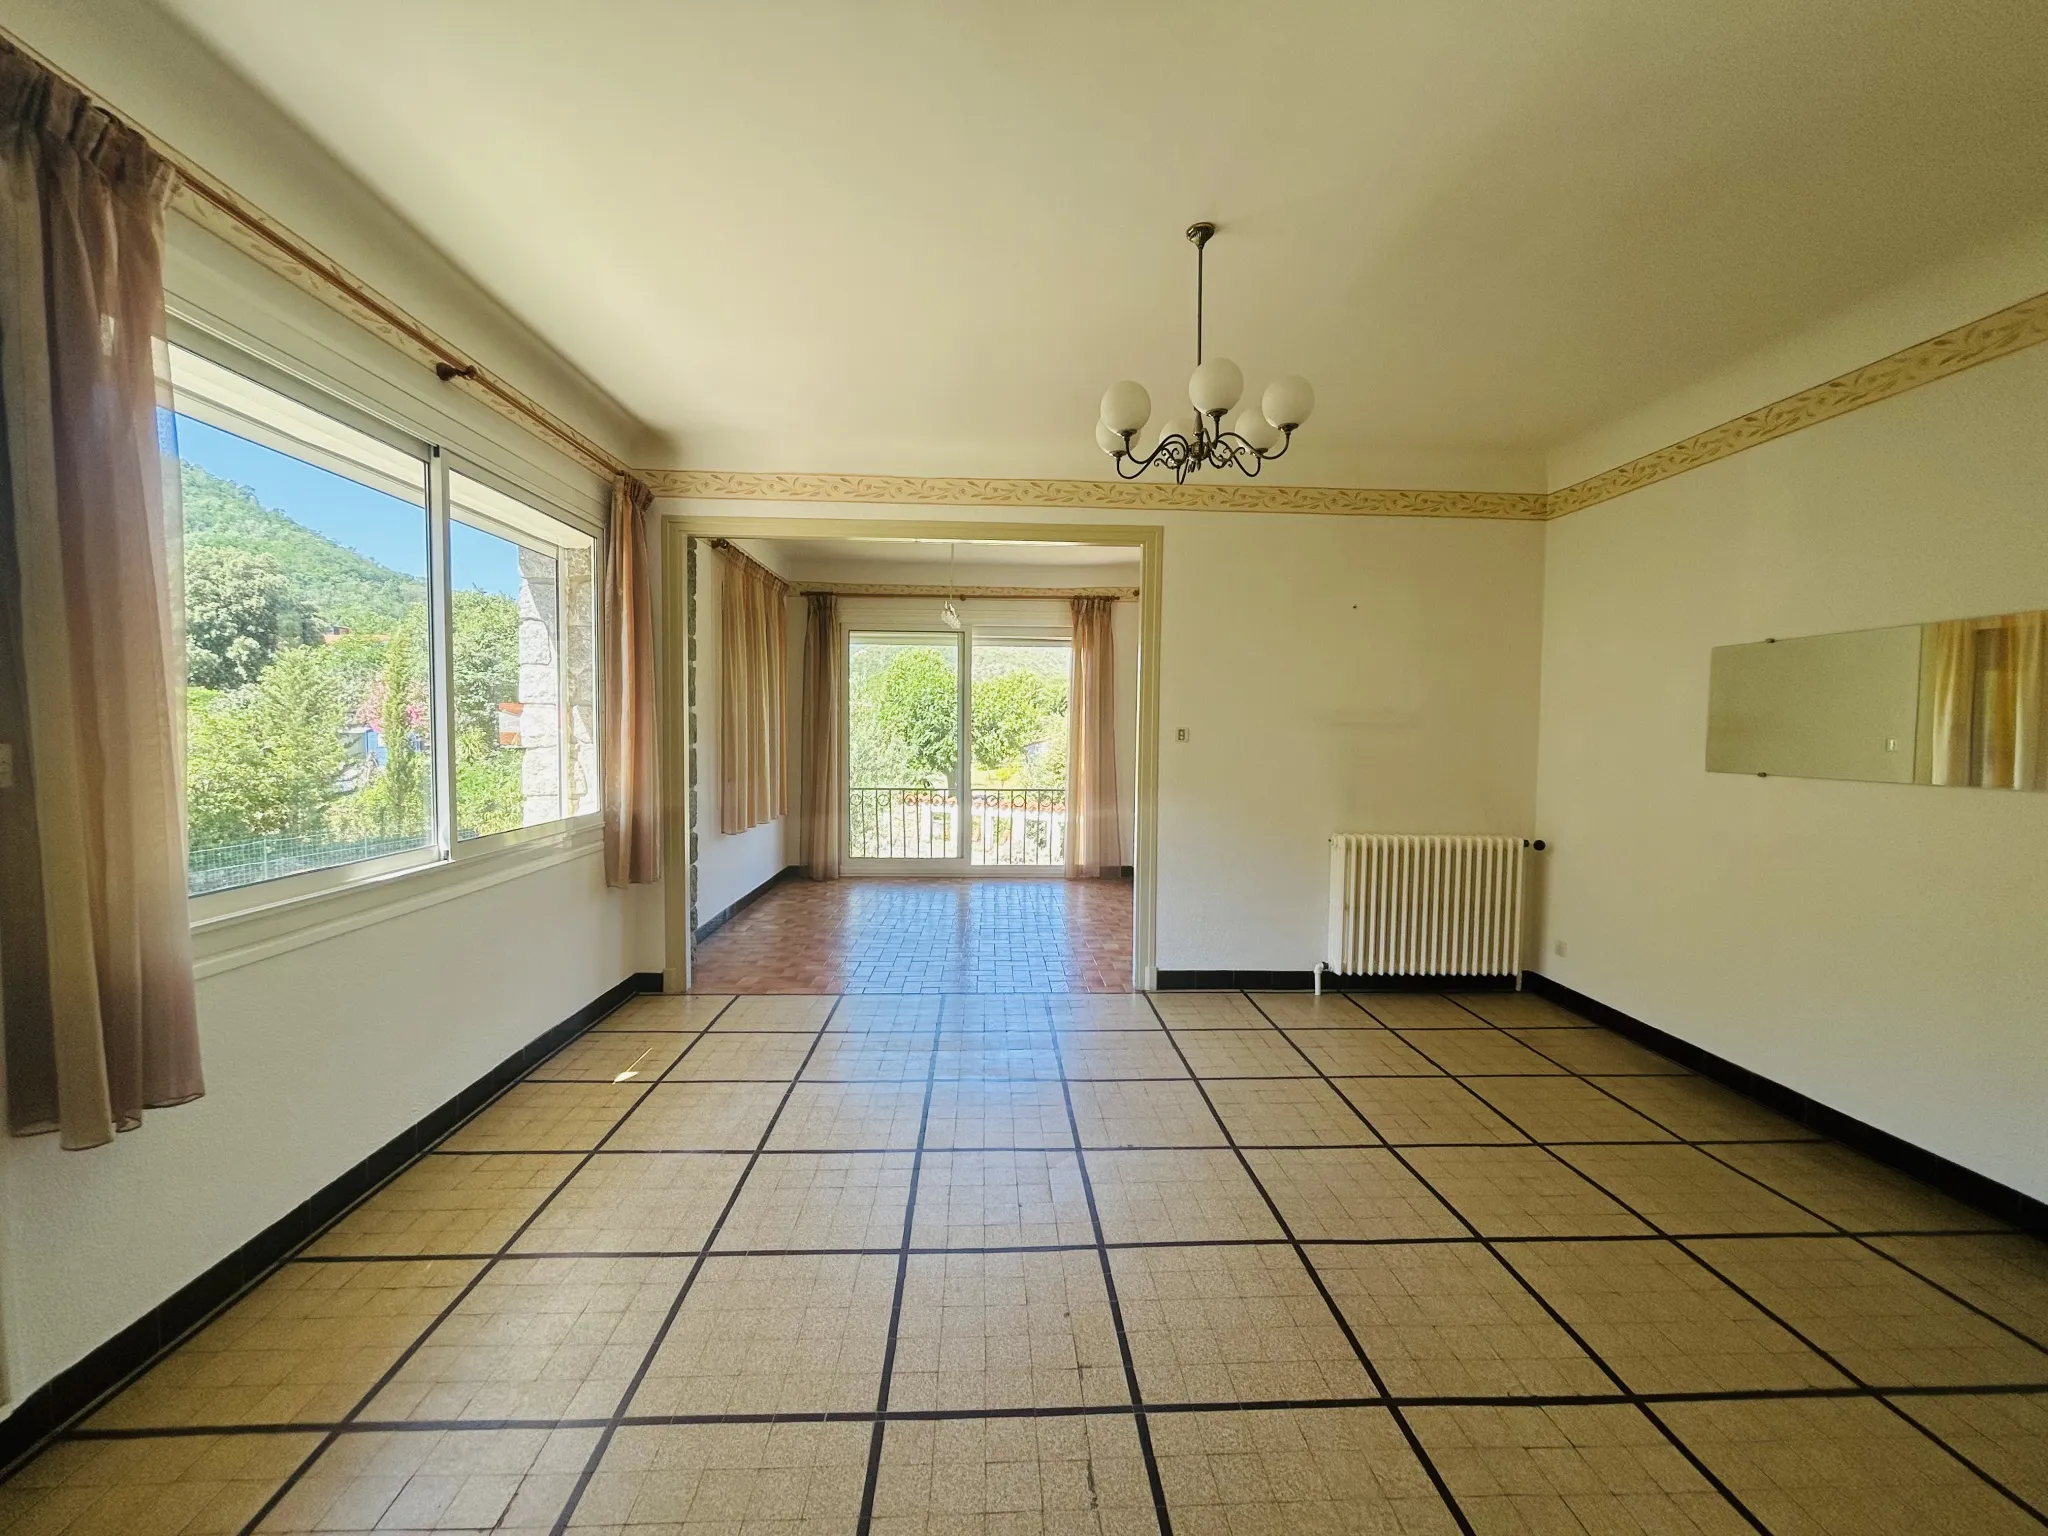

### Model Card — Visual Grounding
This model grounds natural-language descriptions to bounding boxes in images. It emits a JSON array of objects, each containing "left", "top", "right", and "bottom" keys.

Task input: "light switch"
[{"left": 1176, "top": 727, "right": 1188, "bottom": 742}]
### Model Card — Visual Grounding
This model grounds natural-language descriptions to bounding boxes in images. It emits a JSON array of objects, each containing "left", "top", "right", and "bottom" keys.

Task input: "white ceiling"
[{"left": 157, "top": 0, "right": 2048, "bottom": 486}]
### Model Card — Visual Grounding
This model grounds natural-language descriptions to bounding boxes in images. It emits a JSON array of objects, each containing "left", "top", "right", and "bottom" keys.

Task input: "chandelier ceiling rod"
[{"left": 1095, "top": 221, "right": 1314, "bottom": 484}]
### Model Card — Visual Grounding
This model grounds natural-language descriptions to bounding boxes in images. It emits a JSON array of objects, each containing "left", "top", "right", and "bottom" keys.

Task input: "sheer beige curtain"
[
  {"left": 798, "top": 593, "right": 843, "bottom": 879},
  {"left": 1927, "top": 611, "right": 2046, "bottom": 790},
  {"left": 602, "top": 472, "right": 659, "bottom": 885},
  {"left": 1065, "top": 596, "right": 1122, "bottom": 879},
  {"left": 717, "top": 545, "right": 788, "bottom": 833},
  {"left": 1, "top": 46, "right": 202, "bottom": 1148}
]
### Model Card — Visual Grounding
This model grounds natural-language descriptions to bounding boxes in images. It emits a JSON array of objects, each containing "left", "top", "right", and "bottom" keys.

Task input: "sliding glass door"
[{"left": 845, "top": 628, "right": 1071, "bottom": 872}]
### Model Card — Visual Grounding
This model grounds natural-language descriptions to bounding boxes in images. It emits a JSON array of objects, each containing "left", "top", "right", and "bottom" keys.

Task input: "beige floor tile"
[
  {"left": 923, "top": 1080, "right": 1076, "bottom": 1151},
  {"left": 362, "top": 1256, "right": 691, "bottom": 1421},
  {"left": 510, "top": 1153, "right": 748, "bottom": 1256},
  {"left": 1353, "top": 994, "right": 1486, "bottom": 1029},
  {"left": 1709, "top": 1141, "right": 2004, "bottom": 1233},
  {"left": 1868, "top": 1234, "right": 2048, "bottom": 1346},
  {"left": 708, "top": 994, "right": 838, "bottom": 1031},
  {"left": 1204, "top": 1079, "right": 1378, "bottom": 1147},
  {"left": 1151, "top": 1406, "right": 1460, "bottom": 1535},
  {"left": 307, "top": 1155, "right": 582, "bottom": 1259},
  {"left": 911, "top": 1150, "right": 1097, "bottom": 1248},
  {"left": 800, "top": 1033, "right": 937, "bottom": 1083},
  {"left": 1657, "top": 1395, "right": 2042, "bottom": 1535},
  {"left": 1335, "top": 1078, "right": 1529, "bottom": 1146},
  {"left": 1553, "top": 1144, "right": 1832, "bottom": 1234},
  {"left": 1056, "top": 1033, "right": 1190, "bottom": 1080},
  {"left": 1463, "top": 1077, "right": 1676, "bottom": 1143},
  {"left": 1588, "top": 1075, "right": 1820, "bottom": 1142},
  {"left": 1287, "top": 1029, "right": 1442, "bottom": 1078},
  {"left": 1169, "top": 1029, "right": 1316, "bottom": 1080},
  {"left": 598, "top": 993, "right": 730, "bottom": 1032},
  {"left": 1111, "top": 1244, "right": 1374, "bottom": 1403},
  {"left": 1688, "top": 1236, "right": 2048, "bottom": 1387},
  {"left": 571, "top": 1420, "right": 869, "bottom": 1531},
  {"left": 88, "top": 1260, "right": 481, "bottom": 1430},
  {"left": 1890, "top": 1391, "right": 2048, "bottom": 1514},
  {"left": 943, "top": 995, "right": 1056, "bottom": 1030},
  {"left": 628, "top": 1252, "right": 896, "bottom": 1415},
  {"left": 1246, "top": 992, "right": 1384, "bottom": 1029},
  {"left": 1084, "top": 1149, "right": 1283, "bottom": 1243},
  {"left": 891, "top": 1250, "right": 1127, "bottom": 1410},
  {"left": 1502, "top": 1239, "right": 1849, "bottom": 1393},
  {"left": 259, "top": 1426, "right": 598, "bottom": 1534},
  {"left": 1402, "top": 1147, "right": 1651, "bottom": 1239},
  {"left": 1503, "top": 1027, "right": 1688, "bottom": 1076},
  {"left": 1149, "top": 993, "right": 1273, "bottom": 1029},
  {"left": 713, "top": 1151, "right": 914, "bottom": 1251},
  {"left": 872, "top": 1414, "right": 1156, "bottom": 1536},
  {"left": 1245, "top": 1149, "right": 1466, "bottom": 1240},
  {"left": 527, "top": 1032, "right": 691, "bottom": 1085},
  {"left": 602, "top": 1082, "right": 786, "bottom": 1152},
  {"left": 765, "top": 1083, "right": 929, "bottom": 1151},
  {"left": 828, "top": 995, "right": 946, "bottom": 1030},
  {"left": 1069, "top": 1080, "right": 1229, "bottom": 1148},
  {"left": 0, "top": 1432, "right": 321, "bottom": 1536},
  {"left": 1410, "top": 1402, "right": 1754, "bottom": 1535},
  {"left": 1398, "top": 1031, "right": 1564, "bottom": 1077},
  {"left": 934, "top": 1026, "right": 1058, "bottom": 1055},
  {"left": 1310, "top": 1242, "right": 1610, "bottom": 1398},
  {"left": 441, "top": 1083, "right": 647, "bottom": 1154},
  {"left": 939, "top": 1045, "right": 1065, "bottom": 1082},
  {"left": 1046, "top": 994, "right": 1163, "bottom": 1030},
  {"left": 662, "top": 1031, "right": 816, "bottom": 1083},
  {"left": 1447, "top": 992, "right": 1590, "bottom": 1029}
]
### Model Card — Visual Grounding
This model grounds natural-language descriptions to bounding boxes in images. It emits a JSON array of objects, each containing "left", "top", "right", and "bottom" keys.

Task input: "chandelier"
[{"left": 1095, "top": 221, "right": 1314, "bottom": 482}]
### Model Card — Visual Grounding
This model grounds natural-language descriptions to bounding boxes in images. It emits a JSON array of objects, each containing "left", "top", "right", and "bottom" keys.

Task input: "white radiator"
[{"left": 1327, "top": 834, "right": 1526, "bottom": 979}]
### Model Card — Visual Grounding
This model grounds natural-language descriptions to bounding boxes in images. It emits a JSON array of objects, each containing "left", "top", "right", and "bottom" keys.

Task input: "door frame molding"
[{"left": 658, "top": 514, "right": 1163, "bottom": 991}]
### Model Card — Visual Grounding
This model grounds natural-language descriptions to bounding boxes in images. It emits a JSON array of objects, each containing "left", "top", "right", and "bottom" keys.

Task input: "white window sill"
[{"left": 190, "top": 821, "right": 607, "bottom": 979}]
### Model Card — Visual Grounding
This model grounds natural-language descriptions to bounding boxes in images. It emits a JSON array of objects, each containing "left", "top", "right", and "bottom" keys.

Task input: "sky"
[{"left": 173, "top": 414, "right": 522, "bottom": 599}]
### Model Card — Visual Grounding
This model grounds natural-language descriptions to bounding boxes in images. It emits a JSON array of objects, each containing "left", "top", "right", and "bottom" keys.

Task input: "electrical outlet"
[{"left": 1553, "top": 939, "right": 1567, "bottom": 957}]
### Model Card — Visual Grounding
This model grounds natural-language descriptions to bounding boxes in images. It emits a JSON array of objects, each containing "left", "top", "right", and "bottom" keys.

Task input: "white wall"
[
  {"left": 692, "top": 539, "right": 799, "bottom": 920},
  {"left": 1534, "top": 341, "right": 2048, "bottom": 1202}
]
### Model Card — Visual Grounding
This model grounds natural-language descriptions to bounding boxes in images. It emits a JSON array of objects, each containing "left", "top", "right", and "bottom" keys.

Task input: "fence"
[
  {"left": 848, "top": 787, "right": 1067, "bottom": 866},
  {"left": 187, "top": 830, "right": 424, "bottom": 895}
]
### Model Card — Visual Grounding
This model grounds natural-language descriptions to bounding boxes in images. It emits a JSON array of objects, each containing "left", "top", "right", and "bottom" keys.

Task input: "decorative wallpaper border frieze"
[
  {"left": 639, "top": 469, "right": 1547, "bottom": 520},
  {"left": 1546, "top": 288, "right": 2048, "bottom": 518}
]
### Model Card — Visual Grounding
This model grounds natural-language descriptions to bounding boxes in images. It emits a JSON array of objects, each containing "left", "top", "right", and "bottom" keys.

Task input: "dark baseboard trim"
[
  {"left": 1523, "top": 972, "right": 2047, "bottom": 1236},
  {"left": 695, "top": 864, "right": 800, "bottom": 942},
  {"left": 1155, "top": 969, "right": 1516, "bottom": 992},
  {"left": 0, "top": 970, "right": 661, "bottom": 1476}
]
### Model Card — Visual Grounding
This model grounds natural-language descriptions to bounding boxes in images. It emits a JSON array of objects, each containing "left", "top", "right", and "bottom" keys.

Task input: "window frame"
[{"left": 166, "top": 317, "right": 607, "bottom": 935}]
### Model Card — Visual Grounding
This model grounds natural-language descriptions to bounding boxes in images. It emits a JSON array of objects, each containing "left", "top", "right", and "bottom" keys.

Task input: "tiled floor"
[
  {"left": 6, "top": 988, "right": 2048, "bottom": 1535},
  {"left": 691, "top": 877, "right": 1135, "bottom": 993}
]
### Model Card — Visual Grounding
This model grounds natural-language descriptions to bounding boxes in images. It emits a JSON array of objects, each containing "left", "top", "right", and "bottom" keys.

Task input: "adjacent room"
[{"left": 0, "top": 3, "right": 2044, "bottom": 1533}]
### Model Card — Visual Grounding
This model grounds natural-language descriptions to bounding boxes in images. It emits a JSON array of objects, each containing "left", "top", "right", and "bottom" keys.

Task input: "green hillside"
[{"left": 181, "top": 462, "right": 423, "bottom": 633}]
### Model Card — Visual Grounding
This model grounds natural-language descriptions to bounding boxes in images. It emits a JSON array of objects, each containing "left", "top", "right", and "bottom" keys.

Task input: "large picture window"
[{"left": 167, "top": 340, "right": 600, "bottom": 905}]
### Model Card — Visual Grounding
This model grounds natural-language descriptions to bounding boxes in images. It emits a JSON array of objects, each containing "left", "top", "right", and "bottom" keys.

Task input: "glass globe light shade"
[
  {"left": 1262, "top": 374, "right": 1315, "bottom": 430},
  {"left": 1154, "top": 412, "right": 1196, "bottom": 452},
  {"left": 1100, "top": 380, "right": 1152, "bottom": 434},
  {"left": 1188, "top": 357, "right": 1244, "bottom": 416},
  {"left": 1095, "top": 419, "right": 1127, "bottom": 456},
  {"left": 1234, "top": 406, "right": 1280, "bottom": 452}
]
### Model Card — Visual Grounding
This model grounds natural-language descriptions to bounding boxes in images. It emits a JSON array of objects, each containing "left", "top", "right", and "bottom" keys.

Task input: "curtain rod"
[
  {"left": 705, "top": 537, "right": 792, "bottom": 591},
  {"left": 0, "top": 29, "right": 632, "bottom": 485},
  {"left": 795, "top": 582, "right": 1138, "bottom": 600}
]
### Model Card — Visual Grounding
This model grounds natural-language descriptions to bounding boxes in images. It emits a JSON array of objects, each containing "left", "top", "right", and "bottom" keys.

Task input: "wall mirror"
[{"left": 1706, "top": 609, "right": 2046, "bottom": 789}]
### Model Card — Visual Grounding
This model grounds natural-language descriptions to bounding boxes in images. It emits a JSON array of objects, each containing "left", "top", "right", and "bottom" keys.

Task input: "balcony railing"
[{"left": 849, "top": 786, "right": 1067, "bottom": 866}]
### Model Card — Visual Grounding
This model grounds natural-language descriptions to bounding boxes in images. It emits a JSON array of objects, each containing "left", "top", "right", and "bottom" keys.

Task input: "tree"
[
  {"left": 972, "top": 669, "right": 1067, "bottom": 779},
  {"left": 871, "top": 647, "right": 959, "bottom": 783},
  {"left": 450, "top": 588, "right": 526, "bottom": 838},
  {"left": 334, "top": 602, "right": 431, "bottom": 840},
  {"left": 185, "top": 646, "right": 348, "bottom": 846},
  {"left": 185, "top": 544, "right": 287, "bottom": 689}
]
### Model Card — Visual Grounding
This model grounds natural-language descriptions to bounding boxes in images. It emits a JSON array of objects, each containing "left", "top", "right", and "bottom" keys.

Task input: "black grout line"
[
  {"left": 851, "top": 995, "right": 946, "bottom": 1536},
  {"left": 231, "top": 994, "right": 744, "bottom": 1536},
  {"left": 1239, "top": 989, "right": 1779, "bottom": 1536},
  {"left": 1047, "top": 1001, "right": 1177, "bottom": 1536},
  {"left": 1433, "top": 993, "right": 2048, "bottom": 1530},
  {"left": 541, "top": 997, "right": 845, "bottom": 1536},
  {"left": 1143, "top": 993, "right": 1481, "bottom": 1536}
]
